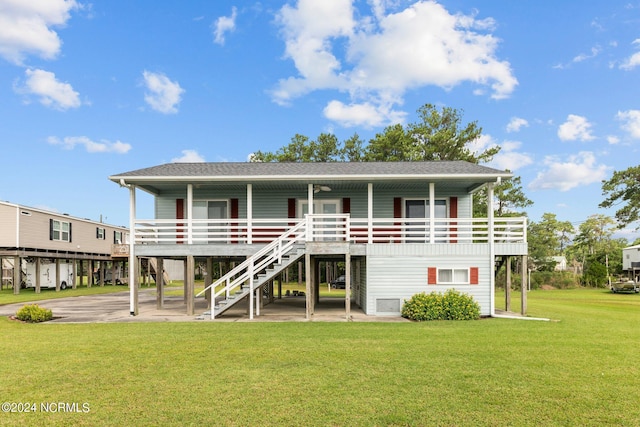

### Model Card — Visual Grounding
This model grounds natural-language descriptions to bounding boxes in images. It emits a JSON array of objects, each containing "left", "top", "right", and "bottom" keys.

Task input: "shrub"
[
  {"left": 402, "top": 289, "right": 480, "bottom": 321},
  {"left": 16, "top": 304, "right": 53, "bottom": 323}
]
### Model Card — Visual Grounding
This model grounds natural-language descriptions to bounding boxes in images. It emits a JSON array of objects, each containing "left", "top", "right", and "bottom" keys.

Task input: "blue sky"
[{"left": 1, "top": 0, "right": 640, "bottom": 240}]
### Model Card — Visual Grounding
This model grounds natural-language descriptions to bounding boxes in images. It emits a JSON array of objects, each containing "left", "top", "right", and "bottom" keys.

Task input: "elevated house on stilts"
[{"left": 109, "top": 161, "right": 528, "bottom": 320}]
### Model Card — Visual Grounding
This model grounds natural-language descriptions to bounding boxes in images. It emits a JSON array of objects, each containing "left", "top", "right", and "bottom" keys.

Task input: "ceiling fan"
[{"left": 314, "top": 185, "right": 332, "bottom": 193}]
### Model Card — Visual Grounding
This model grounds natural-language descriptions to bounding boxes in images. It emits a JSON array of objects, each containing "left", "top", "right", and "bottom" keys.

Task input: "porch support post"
[
  {"left": 72, "top": 258, "right": 77, "bottom": 289},
  {"left": 78, "top": 260, "right": 83, "bottom": 287},
  {"left": 187, "top": 184, "right": 193, "bottom": 244},
  {"left": 315, "top": 261, "right": 321, "bottom": 305},
  {"left": 12, "top": 256, "right": 20, "bottom": 295},
  {"left": 35, "top": 257, "right": 41, "bottom": 294},
  {"left": 521, "top": 255, "right": 528, "bottom": 315},
  {"left": 247, "top": 184, "right": 253, "bottom": 244},
  {"left": 186, "top": 255, "right": 195, "bottom": 316},
  {"left": 156, "top": 257, "right": 164, "bottom": 309},
  {"left": 205, "top": 257, "right": 213, "bottom": 308},
  {"left": 249, "top": 258, "right": 254, "bottom": 320},
  {"left": 307, "top": 184, "right": 314, "bottom": 242},
  {"left": 429, "top": 182, "right": 435, "bottom": 244},
  {"left": 305, "top": 252, "right": 312, "bottom": 320},
  {"left": 110, "top": 261, "right": 116, "bottom": 286},
  {"left": 367, "top": 183, "right": 373, "bottom": 244},
  {"left": 505, "top": 256, "right": 511, "bottom": 312},
  {"left": 487, "top": 183, "right": 496, "bottom": 316},
  {"left": 345, "top": 253, "right": 351, "bottom": 320},
  {"left": 307, "top": 184, "right": 314, "bottom": 214},
  {"left": 99, "top": 260, "right": 105, "bottom": 287},
  {"left": 89, "top": 260, "right": 94, "bottom": 287},
  {"left": 55, "top": 258, "right": 61, "bottom": 291},
  {"left": 277, "top": 274, "right": 282, "bottom": 299},
  {"left": 128, "top": 184, "right": 138, "bottom": 316},
  {"left": 183, "top": 259, "right": 188, "bottom": 303}
]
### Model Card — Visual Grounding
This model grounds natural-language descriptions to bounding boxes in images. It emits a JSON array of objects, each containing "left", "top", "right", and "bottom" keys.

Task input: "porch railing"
[{"left": 133, "top": 215, "right": 526, "bottom": 245}]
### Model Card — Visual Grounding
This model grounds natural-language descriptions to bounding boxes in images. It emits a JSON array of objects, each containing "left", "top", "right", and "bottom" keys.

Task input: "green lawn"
[{"left": 0, "top": 288, "right": 638, "bottom": 426}]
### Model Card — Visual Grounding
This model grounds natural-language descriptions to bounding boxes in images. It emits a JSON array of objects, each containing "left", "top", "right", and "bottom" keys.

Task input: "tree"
[
  {"left": 253, "top": 103, "right": 501, "bottom": 165},
  {"left": 570, "top": 214, "right": 618, "bottom": 284},
  {"left": 364, "top": 104, "right": 499, "bottom": 163},
  {"left": 473, "top": 173, "right": 533, "bottom": 217},
  {"left": 252, "top": 133, "right": 342, "bottom": 162},
  {"left": 527, "top": 213, "right": 574, "bottom": 271},
  {"left": 572, "top": 214, "right": 615, "bottom": 256},
  {"left": 251, "top": 103, "right": 531, "bottom": 218},
  {"left": 600, "top": 165, "right": 640, "bottom": 227}
]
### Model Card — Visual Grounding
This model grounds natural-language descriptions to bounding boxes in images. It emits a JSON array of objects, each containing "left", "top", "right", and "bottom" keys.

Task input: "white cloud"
[
  {"left": 272, "top": 0, "right": 517, "bottom": 127},
  {"left": 0, "top": 0, "right": 79, "bottom": 65},
  {"left": 620, "top": 39, "right": 640, "bottom": 70},
  {"left": 572, "top": 46, "right": 601, "bottom": 63},
  {"left": 506, "top": 117, "right": 528, "bottom": 133},
  {"left": 47, "top": 136, "right": 132, "bottom": 154},
  {"left": 607, "top": 135, "right": 620, "bottom": 145},
  {"left": 323, "top": 100, "right": 406, "bottom": 128},
  {"left": 475, "top": 135, "right": 533, "bottom": 171},
  {"left": 616, "top": 109, "right": 640, "bottom": 139},
  {"left": 490, "top": 140, "right": 533, "bottom": 171},
  {"left": 171, "top": 149, "right": 205, "bottom": 163},
  {"left": 557, "top": 114, "right": 595, "bottom": 141},
  {"left": 18, "top": 68, "right": 81, "bottom": 110},
  {"left": 529, "top": 151, "right": 608, "bottom": 192},
  {"left": 213, "top": 7, "right": 237, "bottom": 45},
  {"left": 142, "top": 71, "right": 184, "bottom": 114}
]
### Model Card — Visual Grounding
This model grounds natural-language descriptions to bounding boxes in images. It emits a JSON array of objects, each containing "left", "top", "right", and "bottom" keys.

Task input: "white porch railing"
[{"left": 133, "top": 215, "right": 527, "bottom": 245}]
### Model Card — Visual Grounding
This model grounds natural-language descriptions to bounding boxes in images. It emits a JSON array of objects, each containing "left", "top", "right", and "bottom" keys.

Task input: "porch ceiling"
[{"left": 130, "top": 179, "right": 486, "bottom": 196}]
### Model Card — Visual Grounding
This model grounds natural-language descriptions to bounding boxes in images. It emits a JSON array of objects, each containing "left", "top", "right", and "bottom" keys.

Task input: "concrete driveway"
[{"left": 0, "top": 288, "right": 409, "bottom": 323}]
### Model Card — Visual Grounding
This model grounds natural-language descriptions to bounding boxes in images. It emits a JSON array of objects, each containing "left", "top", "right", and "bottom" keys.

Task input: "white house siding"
[
  {"left": 365, "top": 243, "right": 492, "bottom": 316},
  {"left": 352, "top": 256, "right": 367, "bottom": 312}
]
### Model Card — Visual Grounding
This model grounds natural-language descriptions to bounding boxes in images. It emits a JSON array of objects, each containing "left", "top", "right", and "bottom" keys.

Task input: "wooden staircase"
[
  {"left": 195, "top": 220, "right": 307, "bottom": 320},
  {"left": 196, "top": 246, "right": 305, "bottom": 319}
]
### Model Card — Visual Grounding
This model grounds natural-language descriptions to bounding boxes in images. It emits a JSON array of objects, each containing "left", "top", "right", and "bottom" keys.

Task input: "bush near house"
[
  {"left": 15, "top": 304, "right": 53, "bottom": 323},
  {"left": 401, "top": 289, "right": 480, "bottom": 321}
]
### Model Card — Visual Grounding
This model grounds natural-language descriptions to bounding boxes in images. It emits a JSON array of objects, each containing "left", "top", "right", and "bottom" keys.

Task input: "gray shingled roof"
[{"left": 111, "top": 161, "right": 509, "bottom": 180}]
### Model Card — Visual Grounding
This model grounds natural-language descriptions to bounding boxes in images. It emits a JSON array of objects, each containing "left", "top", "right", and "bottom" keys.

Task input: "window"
[
  {"left": 437, "top": 269, "right": 469, "bottom": 284},
  {"left": 405, "top": 199, "right": 447, "bottom": 242},
  {"left": 428, "top": 267, "right": 479, "bottom": 285},
  {"left": 96, "top": 227, "right": 105, "bottom": 240},
  {"left": 114, "top": 231, "right": 123, "bottom": 244},
  {"left": 50, "top": 219, "right": 71, "bottom": 242}
]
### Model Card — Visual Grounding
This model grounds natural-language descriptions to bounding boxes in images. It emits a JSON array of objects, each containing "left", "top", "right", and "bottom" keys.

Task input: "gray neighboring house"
[
  {"left": 0, "top": 201, "right": 129, "bottom": 292},
  {"left": 109, "top": 161, "right": 529, "bottom": 319}
]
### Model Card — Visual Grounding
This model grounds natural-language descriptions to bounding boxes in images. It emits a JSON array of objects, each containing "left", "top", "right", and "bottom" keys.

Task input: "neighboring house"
[
  {"left": 622, "top": 244, "right": 640, "bottom": 280},
  {"left": 551, "top": 256, "right": 567, "bottom": 271},
  {"left": 109, "top": 161, "right": 528, "bottom": 319},
  {"left": 0, "top": 201, "right": 129, "bottom": 292}
]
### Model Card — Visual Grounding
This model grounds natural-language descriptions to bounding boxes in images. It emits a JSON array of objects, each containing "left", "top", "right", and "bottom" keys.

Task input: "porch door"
[
  {"left": 300, "top": 200, "right": 340, "bottom": 241},
  {"left": 193, "top": 200, "right": 228, "bottom": 243},
  {"left": 405, "top": 199, "right": 447, "bottom": 242}
]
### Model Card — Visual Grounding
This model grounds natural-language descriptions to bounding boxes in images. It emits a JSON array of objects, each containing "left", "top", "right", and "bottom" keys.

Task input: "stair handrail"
[{"left": 195, "top": 218, "right": 307, "bottom": 305}]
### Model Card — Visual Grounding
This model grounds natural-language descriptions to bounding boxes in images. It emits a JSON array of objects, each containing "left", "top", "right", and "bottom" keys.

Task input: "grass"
[{"left": 0, "top": 288, "right": 638, "bottom": 426}]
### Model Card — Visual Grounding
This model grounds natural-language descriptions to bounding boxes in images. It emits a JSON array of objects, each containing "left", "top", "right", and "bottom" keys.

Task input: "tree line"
[{"left": 252, "top": 103, "right": 640, "bottom": 287}]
